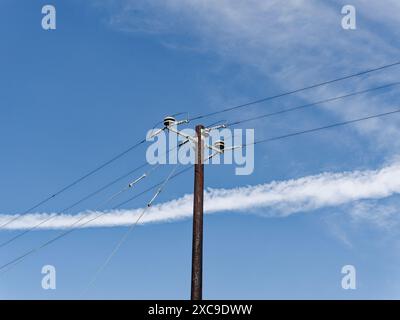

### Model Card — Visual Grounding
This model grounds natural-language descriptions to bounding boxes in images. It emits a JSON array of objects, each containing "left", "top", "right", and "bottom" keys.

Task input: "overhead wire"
[
  {"left": 4, "top": 106, "right": 400, "bottom": 273},
  {"left": 189, "top": 61, "right": 400, "bottom": 121},
  {"left": 0, "top": 138, "right": 147, "bottom": 229},
  {"left": 81, "top": 164, "right": 179, "bottom": 295},
  {"left": 0, "top": 117, "right": 214, "bottom": 247},
  {"left": 0, "top": 183, "right": 136, "bottom": 275},
  {"left": 5, "top": 78, "right": 395, "bottom": 237},
  {"left": 0, "top": 162, "right": 162, "bottom": 249},
  {"left": 218, "top": 108, "right": 400, "bottom": 152},
  {"left": 5, "top": 61, "right": 400, "bottom": 228},
  {"left": 0, "top": 165, "right": 189, "bottom": 275},
  {"left": 3, "top": 61, "right": 400, "bottom": 273},
  {"left": 226, "top": 81, "right": 400, "bottom": 127}
]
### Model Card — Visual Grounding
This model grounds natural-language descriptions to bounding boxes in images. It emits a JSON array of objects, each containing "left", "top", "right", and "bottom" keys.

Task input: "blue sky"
[{"left": 1, "top": 0, "right": 400, "bottom": 299}]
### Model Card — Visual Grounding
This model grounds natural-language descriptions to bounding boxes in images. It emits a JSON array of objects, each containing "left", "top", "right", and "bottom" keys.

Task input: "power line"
[
  {"left": 0, "top": 166, "right": 190, "bottom": 274},
  {"left": 247, "top": 108, "right": 400, "bottom": 146},
  {"left": 113, "top": 166, "right": 192, "bottom": 209},
  {"left": 0, "top": 126, "right": 201, "bottom": 248},
  {"left": 7, "top": 61, "right": 399, "bottom": 230},
  {"left": 0, "top": 164, "right": 145, "bottom": 249},
  {"left": 82, "top": 165, "right": 179, "bottom": 295},
  {"left": 1, "top": 118, "right": 221, "bottom": 244},
  {"left": 0, "top": 162, "right": 162, "bottom": 249},
  {"left": 0, "top": 184, "right": 134, "bottom": 274},
  {"left": 227, "top": 81, "right": 400, "bottom": 127},
  {"left": 3, "top": 107, "right": 400, "bottom": 273},
  {"left": 0, "top": 138, "right": 147, "bottom": 229},
  {"left": 70, "top": 118, "right": 222, "bottom": 212},
  {"left": 190, "top": 61, "right": 400, "bottom": 121},
  {"left": 0, "top": 117, "right": 224, "bottom": 247},
  {"left": 6, "top": 52, "right": 399, "bottom": 289}
]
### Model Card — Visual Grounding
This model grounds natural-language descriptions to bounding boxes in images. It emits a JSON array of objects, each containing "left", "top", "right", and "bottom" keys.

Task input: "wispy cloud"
[
  {"left": 2, "top": 161, "right": 400, "bottom": 230},
  {"left": 348, "top": 199, "right": 400, "bottom": 229},
  {"left": 99, "top": 0, "right": 400, "bottom": 154}
]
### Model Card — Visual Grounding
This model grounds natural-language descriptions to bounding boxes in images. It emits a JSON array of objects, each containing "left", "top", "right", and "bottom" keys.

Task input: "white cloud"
[
  {"left": 3, "top": 160, "right": 400, "bottom": 230},
  {"left": 100, "top": 0, "right": 400, "bottom": 153}
]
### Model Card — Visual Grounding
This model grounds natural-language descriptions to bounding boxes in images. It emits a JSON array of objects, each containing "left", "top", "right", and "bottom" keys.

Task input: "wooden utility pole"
[{"left": 191, "top": 124, "right": 204, "bottom": 300}]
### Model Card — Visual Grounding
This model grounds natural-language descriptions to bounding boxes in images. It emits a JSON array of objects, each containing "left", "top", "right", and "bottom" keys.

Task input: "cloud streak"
[{"left": 2, "top": 161, "right": 400, "bottom": 230}]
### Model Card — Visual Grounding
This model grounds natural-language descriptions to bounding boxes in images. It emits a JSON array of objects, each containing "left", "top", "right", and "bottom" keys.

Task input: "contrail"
[{"left": 2, "top": 161, "right": 400, "bottom": 231}]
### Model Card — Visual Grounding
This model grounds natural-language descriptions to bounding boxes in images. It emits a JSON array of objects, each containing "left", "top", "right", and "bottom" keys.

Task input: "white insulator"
[
  {"left": 163, "top": 116, "right": 176, "bottom": 127},
  {"left": 128, "top": 174, "right": 146, "bottom": 188},
  {"left": 214, "top": 140, "right": 225, "bottom": 152}
]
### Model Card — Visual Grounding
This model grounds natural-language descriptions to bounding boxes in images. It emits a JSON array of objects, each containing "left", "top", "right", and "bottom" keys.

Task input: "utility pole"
[
  {"left": 191, "top": 124, "right": 204, "bottom": 300},
  {"left": 154, "top": 117, "right": 226, "bottom": 300}
]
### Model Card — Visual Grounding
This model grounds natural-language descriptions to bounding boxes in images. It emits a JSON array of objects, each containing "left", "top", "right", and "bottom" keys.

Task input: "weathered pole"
[{"left": 191, "top": 124, "right": 204, "bottom": 300}]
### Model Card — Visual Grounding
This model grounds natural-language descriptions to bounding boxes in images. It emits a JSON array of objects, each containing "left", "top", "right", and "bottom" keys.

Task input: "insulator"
[
  {"left": 163, "top": 116, "right": 176, "bottom": 127},
  {"left": 214, "top": 140, "right": 225, "bottom": 151}
]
